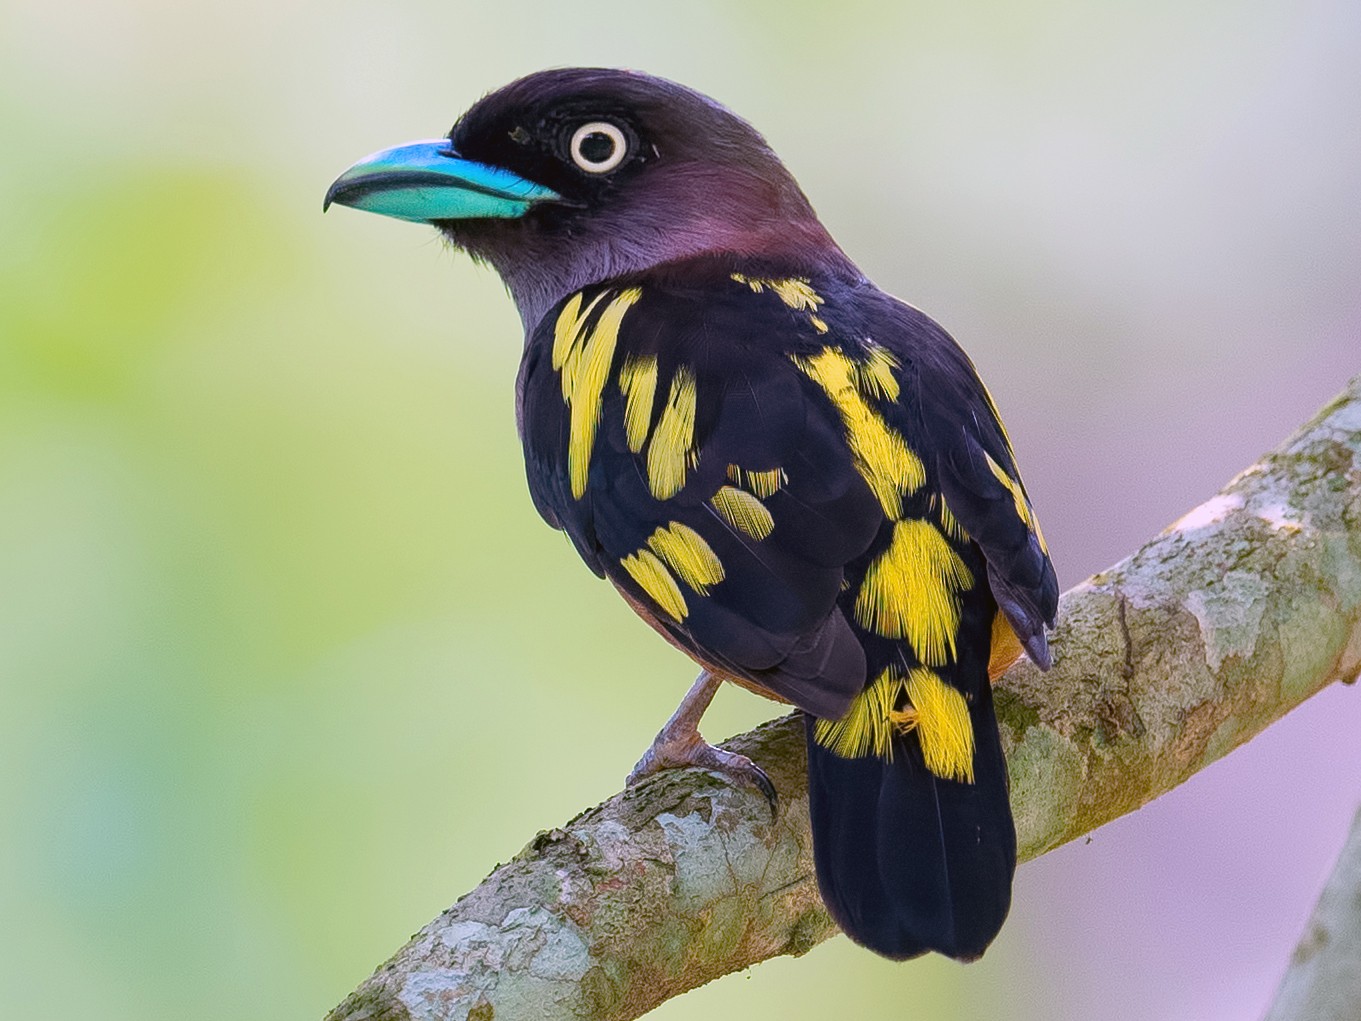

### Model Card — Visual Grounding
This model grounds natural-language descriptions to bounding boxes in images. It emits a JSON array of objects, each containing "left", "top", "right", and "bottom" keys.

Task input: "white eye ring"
[{"left": 569, "top": 121, "right": 628, "bottom": 174}]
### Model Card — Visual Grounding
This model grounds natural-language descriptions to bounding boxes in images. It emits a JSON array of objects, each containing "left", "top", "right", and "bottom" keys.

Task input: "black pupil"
[{"left": 579, "top": 131, "right": 617, "bottom": 164}]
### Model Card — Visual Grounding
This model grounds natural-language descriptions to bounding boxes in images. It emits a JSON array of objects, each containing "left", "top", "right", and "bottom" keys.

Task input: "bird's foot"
[{"left": 627, "top": 728, "right": 777, "bottom": 812}]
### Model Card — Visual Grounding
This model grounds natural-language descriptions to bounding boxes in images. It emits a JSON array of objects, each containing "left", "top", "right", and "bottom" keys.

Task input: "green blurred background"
[{"left": 2, "top": 0, "right": 1359, "bottom": 1018}]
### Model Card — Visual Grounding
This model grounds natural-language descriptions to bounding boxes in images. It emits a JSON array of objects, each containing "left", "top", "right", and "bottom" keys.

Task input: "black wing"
[{"left": 867, "top": 293, "right": 1059, "bottom": 667}]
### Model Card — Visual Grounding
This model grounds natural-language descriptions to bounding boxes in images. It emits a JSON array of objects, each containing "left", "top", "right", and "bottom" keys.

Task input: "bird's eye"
[{"left": 569, "top": 121, "right": 628, "bottom": 174}]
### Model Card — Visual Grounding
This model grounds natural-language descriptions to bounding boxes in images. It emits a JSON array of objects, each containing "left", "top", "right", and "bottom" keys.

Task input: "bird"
[{"left": 325, "top": 67, "right": 1058, "bottom": 962}]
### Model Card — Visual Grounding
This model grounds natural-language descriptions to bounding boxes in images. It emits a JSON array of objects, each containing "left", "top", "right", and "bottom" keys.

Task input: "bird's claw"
[{"left": 628, "top": 733, "right": 778, "bottom": 815}]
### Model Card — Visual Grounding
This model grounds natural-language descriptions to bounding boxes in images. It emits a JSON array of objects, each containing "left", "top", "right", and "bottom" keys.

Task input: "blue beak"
[{"left": 324, "top": 139, "right": 560, "bottom": 223}]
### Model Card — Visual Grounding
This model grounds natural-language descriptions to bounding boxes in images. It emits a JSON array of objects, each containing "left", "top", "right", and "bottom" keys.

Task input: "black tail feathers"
[{"left": 804, "top": 680, "right": 1016, "bottom": 961}]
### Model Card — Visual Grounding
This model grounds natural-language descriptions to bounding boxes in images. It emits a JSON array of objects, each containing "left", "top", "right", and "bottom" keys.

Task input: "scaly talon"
[{"left": 627, "top": 671, "right": 778, "bottom": 814}]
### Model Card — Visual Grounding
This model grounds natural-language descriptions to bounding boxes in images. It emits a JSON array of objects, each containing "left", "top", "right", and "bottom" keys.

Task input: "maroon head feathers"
[{"left": 438, "top": 68, "right": 857, "bottom": 327}]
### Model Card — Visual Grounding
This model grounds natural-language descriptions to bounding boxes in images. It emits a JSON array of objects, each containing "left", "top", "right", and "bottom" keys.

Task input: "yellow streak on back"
[
  {"left": 619, "top": 548, "right": 687, "bottom": 622},
  {"left": 709, "top": 486, "right": 774, "bottom": 541},
  {"left": 813, "top": 667, "right": 905, "bottom": 759},
  {"left": 731, "top": 274, "right": 828, "bottom": 330},
  {"left": 646, "top": 366, "right": 698, "bottom": 499},
  {"left": 856, "top": 344, "right": 901, "bottom": 401},
  {"left": 904, "top": 667, "right": 975, "bottom": 782},
  {"left": 854, "top": 518, "right": 974, "bottom": 664},
  {"left": 646, "top": 522, "right": 725, "bottom": 595},
  {"left": 732, "top": 272, "right": 820, "bottom": 304},
  {"left": 618, "top": 355, "right": 659, "bottom": 453},
  {"left": 794, "top": 347, "right": 924, "bottom": 517},
  {"left": 556, "top": 288, "right": 642, "bottom": 499},
  {"left": 766, "top": 278, "right": 824, "bottom": 312},
  {"left": 984, "top": 451, "right": 1049, "bottom": 555},
  {"left": 726, "top": 465, "right": 785, "bottom": 499}
]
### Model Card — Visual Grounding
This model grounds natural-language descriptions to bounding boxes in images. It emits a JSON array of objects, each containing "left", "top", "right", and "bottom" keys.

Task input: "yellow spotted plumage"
[
  {"left": 334, "top": 65, "right": 1059, "bottom": 964},
  {"left": 726, "top": 464, "right": 785, "bottom": 498},
  {"left": 792, "top": 347, "right": 925, "bottom": 518},
  {"left": 646, "top": 365, "right": 698, "bottom": 500},
  {"left": 553, "top": 283, "right": 1011, "bottom": 789},
  {"left": 542, "top": 282, "right": 1043, "bottom": 804},
  {"left": 731, "top": 273, "right": 830, "bottom": 332},
  {"left": 854, "top": 518, "right": 974, "bottom": 664},
  {"left": 902, "top": 668, "right": 975, "bottom": 782},
  {"left": 646, "top": 522, "right": 725, "bottom": 594},
  {"left": 516, "top": 171, "right": 1054, "bottom": 969},
  {"left": 811, "top": 665, "right": 974, "bottom": 782},
  {"left": 813, "top": 667, "right": 906, "bottom": 759},
  {"left": 709, "top": 486, "right": 775, "bottom": 541},
  {"left": 553, "top": 287, "right": 642, "bottom": 498},
  {"left": 619, "top": 354, "right": 659, "bottom": 453},
  {"left": 619, "top": 548, "right": 687, "bottom": 622}
]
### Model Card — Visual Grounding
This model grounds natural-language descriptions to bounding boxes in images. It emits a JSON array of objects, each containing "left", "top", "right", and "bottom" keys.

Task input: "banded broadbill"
[{"left": 325, "top": 68, "right": 1058, "bottom": 961}]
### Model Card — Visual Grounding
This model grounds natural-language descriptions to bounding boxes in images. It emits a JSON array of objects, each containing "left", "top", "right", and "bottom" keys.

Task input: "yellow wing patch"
[
  {"left": 984, "top": 451, "right": 1049, "bottom": 555},
  {"left": 726, "top": 464, "right": 785, "bottom": 499},
  {"left": 854, "top": 518, "right": 974, "bottom": 665},
  {"left": 552, "top": 291, "right": 607, "bottom": 372},
  {"left": 646, "top": 366, "right": 698, "bottom": 500},
  {"left": 709, "top": 486, "right": 774, "bottom": 541},
  {"left": 793, "top": 347, "right": 924, "bottom": 518},
  {"left": 620, "top": 522, "right": 724, "bottom": 621},
  {"left": 552, "top": 288, "right": 643, "bottom": 499},
  {"left": 618, "top": 354, "right": 658, "bottom": 453},
  {"left": 646, "top": 522, "right": 725, "bottom": 595},
  {"left": 619, "top": 548, "right": 687, "bottom": 622}
]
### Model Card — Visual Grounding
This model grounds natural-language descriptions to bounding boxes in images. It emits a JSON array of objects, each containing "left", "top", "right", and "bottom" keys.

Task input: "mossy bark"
[{"left": 328, "top": 376, "right": 1361, "bottom": 1021}]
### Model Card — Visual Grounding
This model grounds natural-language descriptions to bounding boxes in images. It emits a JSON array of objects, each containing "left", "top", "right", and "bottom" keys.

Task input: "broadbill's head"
[{"left": 325, "top": 68, "right": 856, "bottom": 326}]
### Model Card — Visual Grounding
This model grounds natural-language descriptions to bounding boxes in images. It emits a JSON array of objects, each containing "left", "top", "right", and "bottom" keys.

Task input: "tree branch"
[
  {"left": 1264, "top": 805, "right": 1361, "bottom": 1021},
  {"left": 327, "top": 377, "right": 1361, "bottom": 1021}
]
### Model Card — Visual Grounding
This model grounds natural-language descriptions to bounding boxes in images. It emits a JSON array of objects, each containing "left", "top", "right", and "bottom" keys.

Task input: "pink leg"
[{"left": 627, "top": 671, "right": 777, "bottom": 808}]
